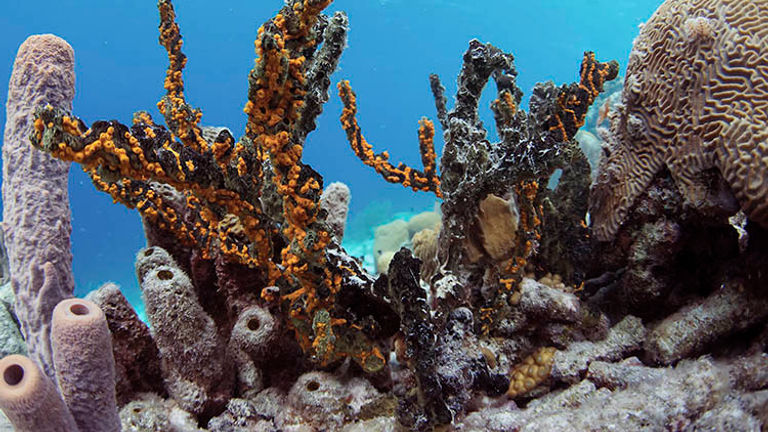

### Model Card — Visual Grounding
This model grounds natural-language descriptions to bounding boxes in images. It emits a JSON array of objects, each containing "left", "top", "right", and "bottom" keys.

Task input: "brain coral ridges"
[{"left": 589, "top": 0, "right": 768, "bottom": 241}]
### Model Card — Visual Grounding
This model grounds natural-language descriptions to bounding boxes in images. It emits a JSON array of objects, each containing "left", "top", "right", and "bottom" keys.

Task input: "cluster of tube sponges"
[
  {"left": 0, "top": 299, "right": 120, "bottom": 431},
  {"left": 0, "top": 244, "right": 286, "bottom": 431},
  {"left": 135, "top": 246, "right": 280, "bottom": 415}
]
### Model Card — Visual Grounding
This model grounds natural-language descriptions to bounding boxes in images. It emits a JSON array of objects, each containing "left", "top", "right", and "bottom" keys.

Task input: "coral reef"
[
  {"left": 2, "top": 0, "right": 767, "bottom": 430},
  {"left": 32, "top": 0, "right": 391, "bottom": 374},
  {"left": 2, "top": 34, "right": 75, "bottom": 380}
]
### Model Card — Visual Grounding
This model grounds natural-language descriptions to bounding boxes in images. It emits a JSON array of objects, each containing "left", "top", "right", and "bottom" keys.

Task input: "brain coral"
[{"left": 589, "top": 0, "right": 768, "bottom": 240}]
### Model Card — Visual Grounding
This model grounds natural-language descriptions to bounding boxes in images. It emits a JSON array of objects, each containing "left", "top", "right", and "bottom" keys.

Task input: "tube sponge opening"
[
  {"left": 67, "top": 303, "right": 89, "bottom": 316},
  {"left": 51, "top": 298, "right": 120, "bottom": 432},
  {"left": 3, "top": 364, "right": 22, "bottom": 386},
  {"left": 135, "top": 246, "right": 176, "bottom": 284},
  {"left": 0, "top": 354, "right": 77, "bottom": 432}
]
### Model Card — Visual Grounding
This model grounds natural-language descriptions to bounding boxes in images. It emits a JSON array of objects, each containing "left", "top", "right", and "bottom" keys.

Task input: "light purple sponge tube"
[
  {"left": 0, "top": 354, "right": 78, "bottom": 432},
  {"left": 51, "top": 298, "right": 120, "bottom": 432},
  {"left": 2, "top": 34, "right": 75, "bottom": 379}
]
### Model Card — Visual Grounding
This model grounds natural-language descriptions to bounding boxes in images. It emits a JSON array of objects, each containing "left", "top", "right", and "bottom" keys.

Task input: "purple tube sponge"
[
  {"left": 2, "top": 34, "right": 75, "bottom": 379},
  {"left": 51, "top": 298, "right": 120, "bottom": 432},
  {"left": 0, "top": 354, "right": 77, "bottom": 432}
]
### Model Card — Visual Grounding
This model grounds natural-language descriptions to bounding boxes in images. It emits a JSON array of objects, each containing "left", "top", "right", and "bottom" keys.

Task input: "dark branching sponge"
[
  {"left": 30, "top": 0, "right": 393, "bottom": 373},
  {"left": 384, "top": 248, "right": 452, "bottom": 430}
]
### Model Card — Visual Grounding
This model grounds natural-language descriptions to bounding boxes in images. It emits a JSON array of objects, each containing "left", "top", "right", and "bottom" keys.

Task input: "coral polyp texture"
[
  {"left": 31, "top": 0, "right": 390, "bottom": 373},
  {"left": 589, "top": 0, "right": 768, "bottom": 241}
]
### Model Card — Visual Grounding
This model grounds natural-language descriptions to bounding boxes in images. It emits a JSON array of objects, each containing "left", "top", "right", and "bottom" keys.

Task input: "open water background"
[{"left": 0, "top": 0, "right": 660, "bottom": 314}]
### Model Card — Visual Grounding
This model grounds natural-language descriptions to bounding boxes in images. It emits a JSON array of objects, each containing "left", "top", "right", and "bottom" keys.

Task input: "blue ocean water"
[{"left": 0, "top": 0, "right": 660, "bottom": 315}]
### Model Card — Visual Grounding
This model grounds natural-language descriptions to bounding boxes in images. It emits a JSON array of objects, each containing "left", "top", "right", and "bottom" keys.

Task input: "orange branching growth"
[
  {"left": 244, "top": 0, "right": 342, "bottom": 336},
  {"left": 337, "top": 80, "right": 442, "bottom": 197},
  {"left": 499, "top": 179, "right": 543, "bottom": 293},
  {"left": 548, "top": 52, "right": 619, "bottom": 142},
  {"left": 32, "top": 0, "right": 390, "bottom": 373},
  {"left": 491, "top": 89, "right": 518, "bottom": 129},
  {"left": 156, "top": 0, "right": 209, "bottom": 154}
]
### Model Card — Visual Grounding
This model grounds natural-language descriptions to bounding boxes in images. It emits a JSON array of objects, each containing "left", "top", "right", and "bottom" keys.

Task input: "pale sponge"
[
  {"left": 319, "top": 181, "right": 351, "bottom": 240},
  {"left": 51, "top": 298, "right": 120, "bottom": 432},
  {"left": 137, "top": 247, "right": 234, "bottom": 415},
  {"left": 0, "top": 354, "right": 77, "bottom": 431},
  {"left": 2, "top": 34, "right": 76, "bottom": 379}
]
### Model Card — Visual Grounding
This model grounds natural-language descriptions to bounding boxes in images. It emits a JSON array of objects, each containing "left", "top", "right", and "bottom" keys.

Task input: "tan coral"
[
  {"left": 466, "top": 193, "right": 520, "bottom": 263},
  {"left": 589, "top": 0, "right": 768, "bottom": 240},
  {"left": 412, "top": 228, "right": 439, "bottom": 281},
  {"left": 507, "top": 347, "right": 557, "bottom": 398},
  {"left": 407, "top": 210, "right": 440, "bottom": 237}
]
